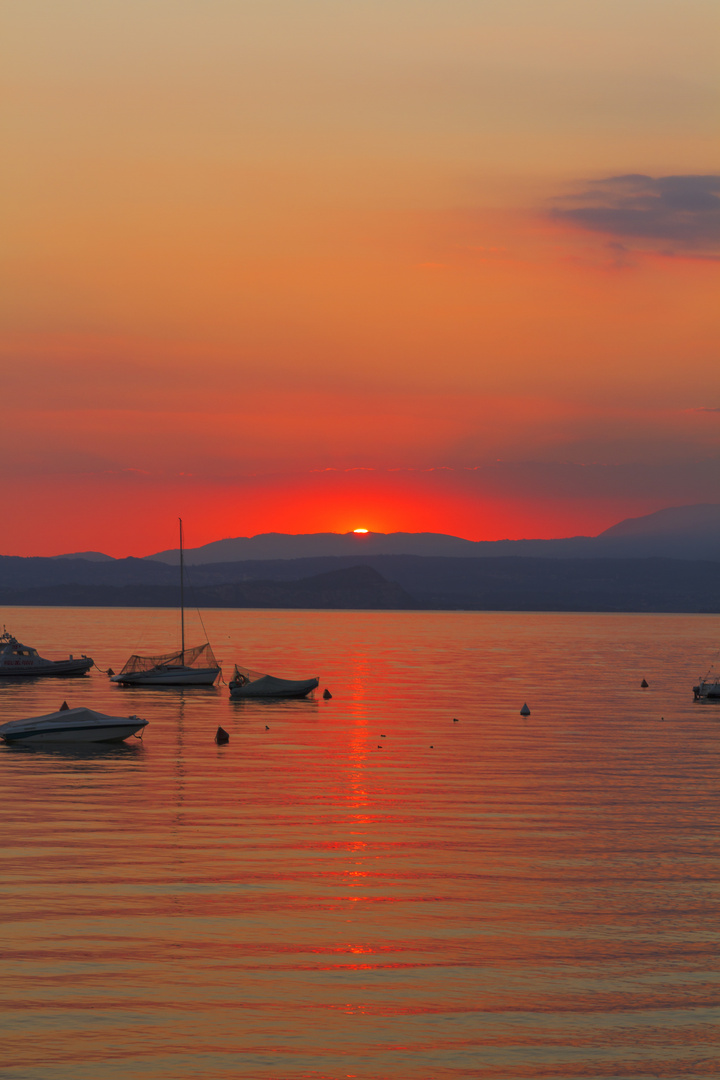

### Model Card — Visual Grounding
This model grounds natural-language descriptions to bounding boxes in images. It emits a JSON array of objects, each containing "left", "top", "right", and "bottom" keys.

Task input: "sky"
[{"left": 2, "top": 0, "right": 719, "bottom": 557}]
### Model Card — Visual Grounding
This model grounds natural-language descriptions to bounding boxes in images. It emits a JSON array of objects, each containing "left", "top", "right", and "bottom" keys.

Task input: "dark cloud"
[{"left": 549, "top": 174, "right": 720, "bottom": 249}]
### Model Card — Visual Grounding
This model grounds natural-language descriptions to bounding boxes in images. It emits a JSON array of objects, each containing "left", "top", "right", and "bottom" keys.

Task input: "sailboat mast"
[{"left": 179, "top": 517, "right": 185, "bottom": 662}]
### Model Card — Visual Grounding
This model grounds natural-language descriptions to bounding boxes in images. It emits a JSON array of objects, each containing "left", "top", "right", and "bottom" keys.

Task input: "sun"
[{"left": 353, "top": 528, "right": 369, "bottom": 534}]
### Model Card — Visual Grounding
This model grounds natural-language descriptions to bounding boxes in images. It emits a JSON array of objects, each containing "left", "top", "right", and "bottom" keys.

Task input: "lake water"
[{"left": 1, "top": 607, "right": 719, "bottom": 1079}]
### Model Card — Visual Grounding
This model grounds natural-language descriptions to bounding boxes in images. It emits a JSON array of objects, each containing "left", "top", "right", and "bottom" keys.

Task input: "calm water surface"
[{"left": 1, "top": 607, "right": 719, "bottom": 1079}]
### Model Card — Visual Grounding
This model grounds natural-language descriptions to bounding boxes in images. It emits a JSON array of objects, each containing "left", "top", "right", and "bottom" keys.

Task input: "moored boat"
[
  {"left": 112, "top": 519, "right": 220, "bottom": 687},
  {"left": 0, "top": 706, "right": 148, "bottom": 745},
  {"left": 693, "top": 672, "right": 720, "bottom": 700},
  {"left": 111, "top": 643, "right": 220, "bottom": 686},
  {"left": 0, "top": 630, "right": 93, "bottom": 678},
  {"left": 229, "top": 664, "right": 319, "bottom": 699}
]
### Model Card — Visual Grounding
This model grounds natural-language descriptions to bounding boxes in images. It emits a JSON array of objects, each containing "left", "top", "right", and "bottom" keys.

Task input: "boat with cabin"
[
  {"left": 0, "top": 630, "right": 93, "bottom": 678},
  {"left": 693, "top": 669, "right": 720, "bottom": 700}
]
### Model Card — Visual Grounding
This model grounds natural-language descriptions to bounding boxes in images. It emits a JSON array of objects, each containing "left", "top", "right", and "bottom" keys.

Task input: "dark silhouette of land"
[
  {"left": 3, "top": 504, "right": 720, "bottom": 612},
  {"left": 3, "top": 553, "right": 720, "bottom": 612},
  {"left": 136, "top": 503, "right": 720, "bottom": 565}
]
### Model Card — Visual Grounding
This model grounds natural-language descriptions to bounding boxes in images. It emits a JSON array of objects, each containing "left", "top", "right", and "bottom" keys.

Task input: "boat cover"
[
  {"left": 117, "top": 642, "right": 218, "bottom": 676},
  {"left": 230, "top": 664, "right": 319, "bottom": 698}
]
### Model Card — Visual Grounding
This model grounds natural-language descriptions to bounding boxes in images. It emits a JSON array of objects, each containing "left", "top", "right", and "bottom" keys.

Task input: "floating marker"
[
  {"left": 215, "top": 726, "right": 229, "bottom": 744},
  {"left": 59, "top": 701, "right": 69, "bottom": 711},
  {"left": 520, "top": 703, "right": 531, "bottom": 716},
  {"left": 641, "top": 679, "right": 649, "bottom": 688},
  {"left": 323, "top": 689, "right": 332, "bottom": 700}
]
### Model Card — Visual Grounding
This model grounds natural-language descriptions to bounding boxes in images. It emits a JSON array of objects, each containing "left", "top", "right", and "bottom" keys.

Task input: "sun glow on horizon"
[{"left": 353, "top": 528, "right": 369, "bottom": 534}]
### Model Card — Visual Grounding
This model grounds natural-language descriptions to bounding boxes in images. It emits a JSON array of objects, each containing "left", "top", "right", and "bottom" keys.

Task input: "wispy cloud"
[{"left": 549, "top": 174, "right": 720, "bottom": 251}]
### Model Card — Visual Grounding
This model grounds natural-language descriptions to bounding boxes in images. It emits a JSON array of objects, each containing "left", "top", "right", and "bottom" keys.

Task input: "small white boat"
[
  {"left": 112, "top": 519, "right": 220, "bottom": 687},
  {"left": 229, "top": 665, "right": 319, "bottom": 699},
  {"left": 0, "top": 706, "right": 148, "bottom": 745},
  {"left": 0, "top": 630, "right": 93, "bottom": 678}
]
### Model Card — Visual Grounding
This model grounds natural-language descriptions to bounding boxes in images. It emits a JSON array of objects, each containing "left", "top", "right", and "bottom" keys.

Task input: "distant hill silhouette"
[
  {"left": 146, "top": 531, "right": 491, "bottom": 563},
  {"left": 146, "top": 529, "right": 601, "bottom": 563},
  {"left": 600, "top": 503, "right": 720, "bottom": 538},
  {"left": 4, "top": 555, "right": 720, "bottom": 612},
  {"left": 144, "top": 504, "right": 720, "bottom": 564},
  {"left": 0, "top": 564, "right": 415, "bottom": 610},
  {"left": 3, "top": 503, "right": 720, "bottom": 611},
  {"left": 52, "top": 551, "right": 115, "bottom": 562}
]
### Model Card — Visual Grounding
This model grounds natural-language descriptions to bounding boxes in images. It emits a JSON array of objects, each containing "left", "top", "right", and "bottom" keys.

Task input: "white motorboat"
[
  {"left": 0, "top": 630, "right": 93, "bottom": 678},
  {"left": 112, "top": 519, "right": 221, "bottom": 687},
  {"left": 229, "top": 665, "right": 319, "bottom": 699},
  {"left": 0, "top": 706, "right": 148, "bottom": 745}
]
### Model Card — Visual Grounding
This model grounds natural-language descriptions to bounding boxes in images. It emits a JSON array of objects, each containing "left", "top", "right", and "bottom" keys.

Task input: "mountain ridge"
[{"left": 138, "top": 504, "right": 720, "bottom": 564}]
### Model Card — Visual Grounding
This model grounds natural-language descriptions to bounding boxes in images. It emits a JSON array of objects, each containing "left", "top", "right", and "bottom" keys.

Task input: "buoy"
[
  {"left": 59, "top": 701, "right": 69, "bottom": 711},
  {"left": 215, "top": 726, "right": 229, "bottom": 744},
  {"left": 430, "top": 744, "right": 434, "bottom": 748},
  {"left": 641, "top": 679, "right": 649, "bottom": 688},
  {"left": 452, "top": 717, "right": 459, "bottom": 722},
  {"left": 520, "top": 703, "right": 531, "bottom": 716},
  {"left": 323, "top": 689, "right": 332, "bottom": 699},
  {"left": 107, "top": 668, "right": 114, "bottom": 678}
]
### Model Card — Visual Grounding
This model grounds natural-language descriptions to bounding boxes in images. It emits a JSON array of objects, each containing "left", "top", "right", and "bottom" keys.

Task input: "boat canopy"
[
  {"left": 232, "top": 663, "right": 272, "bottom": 684},
  {"left": 230, "top": 663, "right": 318, "bottom": 697},
  {"left": 118, "top": 642, "right": 218, "bottom": 677}
]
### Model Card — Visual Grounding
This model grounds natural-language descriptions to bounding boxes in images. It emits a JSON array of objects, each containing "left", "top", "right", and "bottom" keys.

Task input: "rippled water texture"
[{"left": 1, "top": 607, "right": 719, "bottom": 1079}]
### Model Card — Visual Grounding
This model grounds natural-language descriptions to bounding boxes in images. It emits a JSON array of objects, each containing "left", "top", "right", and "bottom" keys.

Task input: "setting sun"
[{"left": 353, "top": 528, "right": 369, "bottom": 534}]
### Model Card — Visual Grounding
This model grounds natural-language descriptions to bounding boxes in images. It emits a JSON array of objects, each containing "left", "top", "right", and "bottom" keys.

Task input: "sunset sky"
[{"left": 3, "top": 0, "right": 719, "bottom": 556}]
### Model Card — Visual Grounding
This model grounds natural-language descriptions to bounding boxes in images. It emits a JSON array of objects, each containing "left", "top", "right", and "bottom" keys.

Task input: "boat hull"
[
  {"left": 111, "top": 666, "right": 220, "bottom": 687},
  {"left": 0, "top": 657, "right": 93, "bottom": 678},
  {"left": 2, "top": 724, "right": 146, "bottom": 745},
  {"left": 693, "top": 681, "right": 720, "bottom": 700}
]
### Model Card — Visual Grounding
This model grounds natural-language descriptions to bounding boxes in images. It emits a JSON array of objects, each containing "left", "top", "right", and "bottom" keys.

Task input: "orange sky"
[{"left": 2, "top": 1, "right": 719, "bottom": 556}]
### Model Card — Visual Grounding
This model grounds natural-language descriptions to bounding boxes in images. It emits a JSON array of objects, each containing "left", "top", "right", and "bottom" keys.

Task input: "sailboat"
[{"left": 111, "top": 520, "right": 221, "bottom": 687}]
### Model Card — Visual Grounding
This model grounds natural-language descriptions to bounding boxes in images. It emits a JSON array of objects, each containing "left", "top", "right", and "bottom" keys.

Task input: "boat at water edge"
[
  {"left": 0, "top": 630, "right": 93, "bottom": 678},
  {"left": 112, "top": 642, "right": 221, "bottom": 686},
  {"left": 111, "top": 519, "right": 221, "bottom": 687},
  {"left": 229, "top": 664, "right": 319, "bottom": 699},
  {"left": 0, "top": 707, "right": 148, "bottom": 745},
  {"left": 693, "top": 669, "right": 720, "bottom": 700}
]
